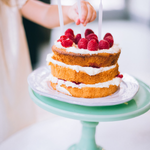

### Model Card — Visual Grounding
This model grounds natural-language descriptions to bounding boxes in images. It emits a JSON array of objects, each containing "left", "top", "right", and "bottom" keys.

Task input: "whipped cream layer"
[
  {"left": 56, "top": 84, "right": 72, "bottom": 96},
  {"left": 46, "top": 53, "right": 117, "bottom": 76},
  {"left": 54, "top": 40, "right": 120, "bottom": 55},
  {"left": 49, "top": 74, "right": 121, "bottom": 89}
]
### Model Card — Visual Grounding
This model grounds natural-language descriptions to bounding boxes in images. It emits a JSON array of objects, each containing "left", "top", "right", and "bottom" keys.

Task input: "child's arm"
[{"left": 21, "top": 0, "right": 96, "bottom": 29}]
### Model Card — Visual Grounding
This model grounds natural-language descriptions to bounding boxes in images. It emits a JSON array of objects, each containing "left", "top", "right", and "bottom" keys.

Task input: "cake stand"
[{"left": 29, "top": 78, "right": 150, "bottom": 150}]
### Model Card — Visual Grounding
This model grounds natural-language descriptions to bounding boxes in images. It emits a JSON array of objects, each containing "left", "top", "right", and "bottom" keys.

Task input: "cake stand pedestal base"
[
  {"left": 68, "top": 121, "right": 102, "bottom": 150},
  {"left": 68, "top": 144, "right": 102, "bottom": 150}
]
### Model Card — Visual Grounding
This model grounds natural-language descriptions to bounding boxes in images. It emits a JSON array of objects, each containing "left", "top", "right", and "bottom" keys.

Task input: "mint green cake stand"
[{"left": 29, "top": 79, "right": 150, "bottom": 150}]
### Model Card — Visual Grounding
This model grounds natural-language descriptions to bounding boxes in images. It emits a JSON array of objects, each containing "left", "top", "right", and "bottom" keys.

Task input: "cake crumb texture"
[
  {"left": 52, "top": 45, "right": 121, "bottom": 67},
  {"left": 50, "top": 62, "right": 119, "bottom": 84}
]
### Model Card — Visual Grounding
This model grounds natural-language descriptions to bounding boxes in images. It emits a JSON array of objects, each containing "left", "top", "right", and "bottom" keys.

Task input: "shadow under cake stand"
[{"left": 28, "top": 78, "right": 150, "bottom": 150}]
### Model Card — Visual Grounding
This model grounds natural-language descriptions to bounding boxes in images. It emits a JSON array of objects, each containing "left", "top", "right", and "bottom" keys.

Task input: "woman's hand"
[{"left": 68, "top": 1, "right": 97, "bottom": 26}]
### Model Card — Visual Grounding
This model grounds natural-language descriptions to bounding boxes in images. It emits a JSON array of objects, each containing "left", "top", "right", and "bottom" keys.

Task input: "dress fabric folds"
[{"left": 0, "top": 0, "right": 36, "bottom": 143}]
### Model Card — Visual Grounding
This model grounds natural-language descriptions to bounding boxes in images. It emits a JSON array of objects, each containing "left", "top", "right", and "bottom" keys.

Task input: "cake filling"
[
  {"left": 56, "top": 85, "right": 72, "bottom": 96},
  {"left": 54, "top": 41, "right": 120, "bottom": 55},
  {"left": 46, "top": 53, "right": 117, "bottom": 76},
  {"left": 49, "top": 74, "right": 121, "bottom": 89}
]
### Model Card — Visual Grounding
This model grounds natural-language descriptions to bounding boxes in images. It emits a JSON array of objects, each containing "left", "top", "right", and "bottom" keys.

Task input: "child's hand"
[
  {"left": 21, "top": 0, "right": 96, "bottom": 28},
  {"left": 68, "top": 1, "right": 97, "bottom": 26}
]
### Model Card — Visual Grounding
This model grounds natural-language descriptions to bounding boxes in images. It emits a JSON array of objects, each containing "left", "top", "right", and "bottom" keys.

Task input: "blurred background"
[{"left": 22, "top": 0, "right": 150, "bottom": 121}]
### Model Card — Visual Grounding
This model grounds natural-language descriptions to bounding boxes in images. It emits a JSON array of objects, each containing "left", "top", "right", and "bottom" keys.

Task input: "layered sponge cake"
[{"left": 46, "top": 28, "right": 123, "bottom": 98}]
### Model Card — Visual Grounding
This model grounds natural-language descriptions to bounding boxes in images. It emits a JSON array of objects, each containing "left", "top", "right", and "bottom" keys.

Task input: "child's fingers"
[
  {"left": 83, "top": 3, "right": 93, "bottom": 26},
  {"left": 80, "top": 2, "right": 88, "bottom": 23},
  {"left": 90, "top": 11, "right": 97, "bottom": 23},
  {"left": 68, "top": 1, "right": 96, "bottom": 26},
  {"left": 76, "top": 18, "right": 80, "bottom": 25},
  {"left": 68, "top": 5, "right": 79, "bottom": 24}
]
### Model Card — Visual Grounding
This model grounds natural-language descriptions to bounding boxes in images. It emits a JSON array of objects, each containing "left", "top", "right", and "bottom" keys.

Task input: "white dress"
[{"left": 0, "top": 0, "right": 36, "bottom": 143}]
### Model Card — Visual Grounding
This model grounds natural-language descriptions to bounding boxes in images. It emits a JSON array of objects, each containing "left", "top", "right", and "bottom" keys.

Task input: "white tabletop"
[{"left": 0, "top": 110, "right": 150, "bottom": 150}]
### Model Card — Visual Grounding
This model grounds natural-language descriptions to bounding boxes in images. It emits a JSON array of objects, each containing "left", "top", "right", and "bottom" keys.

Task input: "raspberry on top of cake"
[
  {"left": 46, "top": 28, "right": 123, "bottom": 98},
  {"left": 55, "top": 28, "right": 120, "bottom": 52}
]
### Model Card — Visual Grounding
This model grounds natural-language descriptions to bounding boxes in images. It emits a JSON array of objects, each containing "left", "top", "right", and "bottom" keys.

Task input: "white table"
[{"left": 0, "top": 109, "right": 150, "bottom": 150}]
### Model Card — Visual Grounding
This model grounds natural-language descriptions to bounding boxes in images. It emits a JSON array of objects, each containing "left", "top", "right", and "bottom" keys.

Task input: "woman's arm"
[{"left": 21, "top": 0, "right": 96, "bottom": 29}]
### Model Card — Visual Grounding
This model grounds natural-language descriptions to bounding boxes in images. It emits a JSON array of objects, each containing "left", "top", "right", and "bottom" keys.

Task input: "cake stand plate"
[
  {"left": 28, "top": 66, "right": 139, "bottom": 106},
  {"left": 29, "top": 77, "right": 150, "bottom": 150}
]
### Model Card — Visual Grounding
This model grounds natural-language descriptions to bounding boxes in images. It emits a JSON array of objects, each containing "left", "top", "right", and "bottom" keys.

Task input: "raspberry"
[
  {"left": 61, "top": 39, "right": 73, "bottom": 48},
  {"left": 103, "top": 33, "right": 113, "bottom": 39},
  {"left": 75, "top": 34, "right": 81, "bottom": 44},
  {"left": 99, "top": 40, "right": 110, "bottom": 50},
  {"left": 104, "top": 36, "right": 114, "bottom": 47},
  {"left": 117, "top": 74, "right": 123, "bottom": 78},
  {"left": 72, "top": 81, "right": 82, "bottom": 85},
  {"left": 57, "top": 35, "right": 68, "bottom": 42},
  {"left": 87, "top": 39, "right": 99, "bottom": 51},
  {"left": 86, "top": 33, "right": 98, "bottom": 43},
  {"left": 57, "top": 39, "right": 61, "bottom": 42},
  {"left": 65, "top": 33, "right": 75, "bottom": 42},
  {"left": 78, "top": 38, "right": 88, "bottom": 49},
  {"left": 65, "top": 28, "right": 74, "bottom": 36},
  {"left": 85, "top": 29, "right": 94, "bottom": 37},
  {"left": 60, "top": 35, "right": 68, "bottom": 40},
  {"left": 89, "top": 63, "right": 99, "bottom": 68}
]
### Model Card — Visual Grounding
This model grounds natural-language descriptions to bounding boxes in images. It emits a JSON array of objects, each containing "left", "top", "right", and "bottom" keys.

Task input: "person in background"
[{"left": 0, "top": 0, "right": 96, "bottom": 143}]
